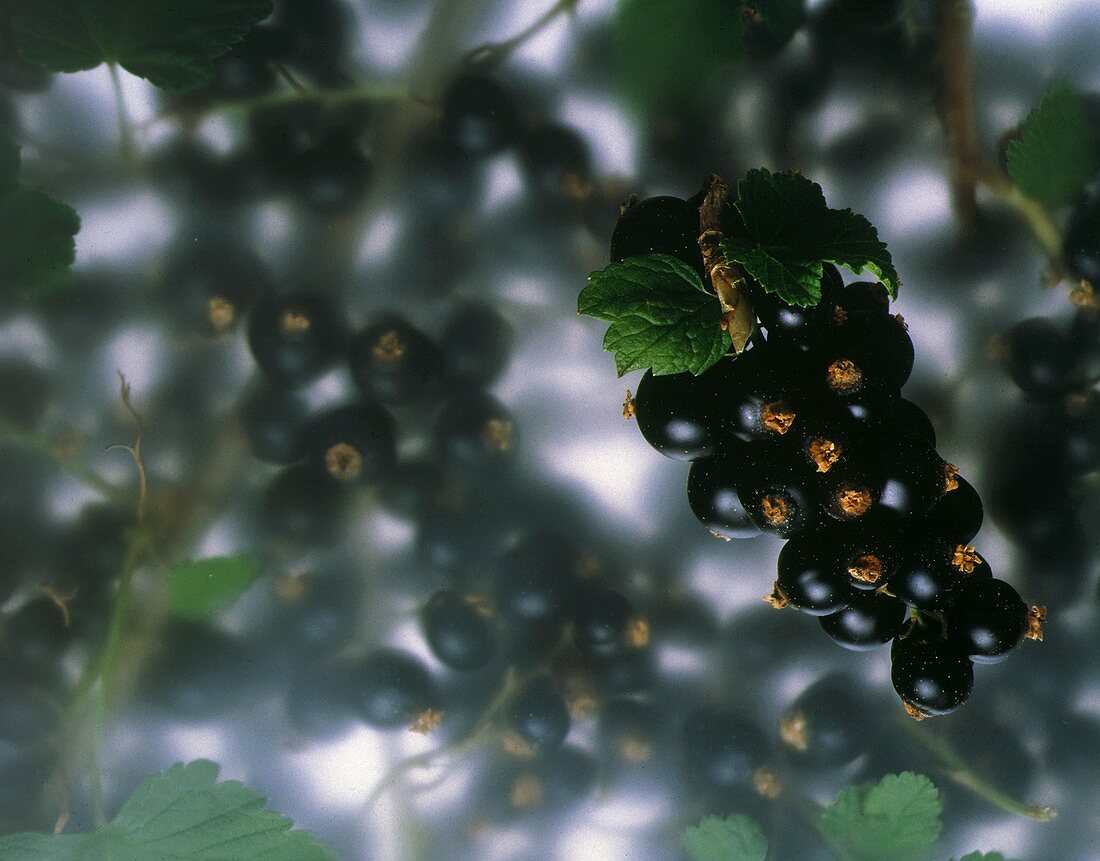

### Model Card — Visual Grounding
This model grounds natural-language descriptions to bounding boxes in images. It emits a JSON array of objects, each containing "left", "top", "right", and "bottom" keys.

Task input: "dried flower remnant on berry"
[
  {"left": 848, "top": 554, "right": 884, "bottom": 585},
  {"left": 764, "top": 582, "right": 789, "bottom": 609},
  {"left": 943, "top": 462, "right": 960, "bottom": 492},
  {"left": 808, "top": 437, "right": 842, "bottom": 472},
  {"left": 761, "top": 401, "right": 796, "bottom": 434},
  {"left": 280, "top": 308, "right": 312, "bottom": 336},
  {"left": 617, "top": 734, "right": 653, "bottom": 763},
  {"left": 207, "top": 296, "right": 236, "bottom": 332},
  {"left": 510, "top": 774, "right": 544, "bottom": 808},
  {"left": 903, "top": 700, "right": 930, "bottom": 721},
  {"left": 325, "top": 442, "right": 363, "bottom": 480},
  {"left": 372, "top": 330, "right": 405, "bottom": 364},
  {"left": 1026, "top": 605, "right": 1047, "bottom": 641},
  {"left": 482, "top": 418, "right": 514, "bottom": 451},
  {"left": 836, "top": 485, "right": 872, "bottom": 517},
  {"left": 503, "top": 732, "right": 539, "bottom": 759},
  {"left": 952, "top": 545, "right": 982, "bottom": 573},
  {"left": 779, "top": 710, "right": 809, "bottom": 751},
  {"left": 751, "top": 766, "right": 782, "bottom": 799},
  {"left": 410, "top": 708, "right": 445, "bottom": 735},
  {"left": 622, "top": 389, "right": 636, "bottom": 420},
  {"left": 760, "top": 494, "right": 790, "bottom": 525},
  {"left": 626, "top": 616, "right": 650, "bottom": 648},
  {"left": 826, "top": 359, "right": 863, "bottom": 394}
]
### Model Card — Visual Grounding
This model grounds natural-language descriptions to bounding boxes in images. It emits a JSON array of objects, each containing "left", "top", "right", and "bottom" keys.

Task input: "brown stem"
[{"left": 937, "top": 0, "right": 979, "bottom": 230}]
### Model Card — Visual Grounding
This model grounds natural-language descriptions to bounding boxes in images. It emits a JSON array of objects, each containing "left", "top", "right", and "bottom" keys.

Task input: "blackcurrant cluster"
[{"left": 619, "top": 190, "right": 1044, "bottom": 718}]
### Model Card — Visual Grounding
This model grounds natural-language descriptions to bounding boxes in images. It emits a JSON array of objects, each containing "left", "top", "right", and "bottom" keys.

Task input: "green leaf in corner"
[
  {"left": 11, "top": 0, "right": 273, "bottom": 91},
  {"left": 168, "top": 554, "right": 259, "bottom": 620},
  {"left": 0, "top": 761, "right": 337, "bottom": 861},
  {"left": 612, "top": 0, "right": 744, "bottom": 117},
  {"left": 820, "top": 772, "right": 942, "bottom": 861},
  {"left": 722, "top": 168, "right": 899, "bottom": 307},
  {"left": 1007, "top": 81, "right": 1098, "bottom": 209},
  {"left": 579, "top": 254, "right": 728, "bottom": 377},
  {"left": 0, "top": 128, "right": 80, "bottom": 299},
  {"left": 685, "top": 814, "right": 769, "bottom": 861},
  {"left": 749, "top": 0, "right": 807, "bottom": 44}
]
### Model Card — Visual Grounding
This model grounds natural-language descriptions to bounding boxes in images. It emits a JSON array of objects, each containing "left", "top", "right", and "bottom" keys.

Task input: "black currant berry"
[
  {"left": 998, "top": 318, "right": 1074, "bottom": 401},
  {"left": 632, "top": 369, "right": 717, "bottom": 461},
  {"left": 519, "top": 122, "right": 592, "bottom": 204},
  {"left": 348, "top": 649, "right": 438, "bottom": 730},
  {"left": 441, "top": 75, "right": 521, "bottom": 158},
  {"left": 923, "top": 474, "right": 983, "bottom": 545},
  {"left": 421, "top": 589, "right": 498, "bottom": 671},
  {"left": 876, "top": 398, "right": 936, "bottom": 446},
  {"left": 160, "top": 239, "right": 267, "bottom": 336},
  {"left": 832, "top": 521, "right": 903, "bottom": 590},
  {"left": 686, "top": 449, "right": 760, "bottom": 539},
  {"left": 302, "top": 403, "right": 396, "bottom": 483},
  {"left": 505, "top": 677, "right": 571, "bottom": 755},
  {"left": 775, "top": 533, "right": 852, "bottom": 615},
  {"left": 681, "top": 707, "right": 770, "bottom": 793},
  {"left": 858, "top": 431, "right": 949, "bottom": 521},
  {"left": 892, "top": 533, "right": 989, "bottom": 610},
  {"left": 610, "top": 195, "right": 704, "bottom": 273},
  {"left": 440, "top": 301, "right": 513, "bottom": 387},
  {"left": 738, "top": 447, "right": 823, "bottom": 538},
  {"left": 237, "top": 381, "right": 309, "bottom": 465},
  {"left": 779, "top": 674, "right": 868, "bottom": 770},
  {"left": 260, "top": 463, "right": 349, "bottom": 547},
  {"left": 712, "top": 348, "right": 804, "bottom": 443},
  {"left": 754, "top": 292, "right": 830, "bottom": 349},
  {"left": 819, "top": 589, "right": 907, "bottom": 650},
  {"left": 434, "top": 390, "right": 516, "bottom": 472},
  {"left": 790, "top": 401, "right": 856, "bottom": 475},
  {"left": 247, "top": 292, "right": 345, "bottom": 386},
  {"left": 1063, "top": 192, "right": 1100, "bottom": 285},
  {"left": 0, "top": 359, "right": 51, "bottom": 431},
  {"left": 349, "top": 316, "right": 439, "bottom": 404},
  {"left": 890, "top": 630, "right": 974, "bottom": 717},
  {"left": 598, "top": 698, "right": 660, "bottom": 769},
  {"left": 1063, "top": 397, "right": 1100, "bottom": 475},
  {"left": 817, "top": 348, "right": 901, "bottom": 424},
  {"left": 947, "top": 577, "right": 1031, "bottom": 663},
  {"left": 494, "top": 531, "right": 580, "bottom": 628},
  {"left": 573, "top": 588, "right": 638, "bottom": 658},
  {"left": 274, "top": 571, "right": 361, "bottom": 656},
  {"left": 832, "top": 281, "right": 891, "bottom": 316}
]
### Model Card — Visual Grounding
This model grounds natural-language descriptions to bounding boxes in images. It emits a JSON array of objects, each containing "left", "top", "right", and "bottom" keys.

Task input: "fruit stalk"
[{"left": 936, "top": 0, "right": 979, "bottom": 229}]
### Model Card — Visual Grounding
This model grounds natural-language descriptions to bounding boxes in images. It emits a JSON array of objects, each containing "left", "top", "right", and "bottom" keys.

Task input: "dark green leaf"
[
  {"left": 0, "top": 761, "right": 337, "bottom": 861},
  {"left": 12, "top": 0, "right": 273, "bottom": 91},
  {"left": 685, "top": 814, "right": 769, "bottom": 861},
  {"left": 0, "top": 129, "right": 80, "bottom": 299},
  {"left": 723, "top": 168, "right": 898, "bottom": 307},
  {"left": 168, "top": 555, "right": 260, "bottom": 620},
  {"left": 579, "top": 254, "right": 728, "bottom": 377},
  {"left": 750, "top": 0, "right": 807, "bottom": 43},
  {"left": 820, "top": 772, "right": 942, "bottom": 861},
  {"left": 612, "top": 0, "right": 744, "bottom": 116},
  {"left": 1007, "top": 81, "right": 1098, "bottom": 208}
]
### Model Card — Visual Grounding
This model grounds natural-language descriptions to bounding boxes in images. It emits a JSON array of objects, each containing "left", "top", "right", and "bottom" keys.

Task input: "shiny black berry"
[
  {"left": 712, "top": 348, "right": 804, "bottom": 443},
  {"left": 999, "top": 318, "right": 1074, "bottom": 401},
  {"left": 441, "top": 75, "right": 521, "bottom": 158},
  {"left": 519, "top": 122, "right": 592, "bottom": 204},
  {"left": 686, "top": 449, "right": 760, "bottom": 539},
  {"left": 440, "top": 301, "right": 513, "bottom": 387},
  {"left": 506, "top": 677, "right": 571, "bottom": 755},
  {"left": 858, "top": 431, "right": 949, "bottom": 521},
  {"left": 421, "top": 589, "right": 498, "bottom": 671},
  {"left": 876, "top": 398, "right": 936, "bottom": 446},
  {"left": 681, "top": 707, "right": 770, "bottom": 793},
  {"left": 348, "top": 649, "right": 437, "bottom": 730},
  {"left": 160, "top": 238, "right": 266, "bottom": 336},
  {"left": 776, "top": 533, "right": 852, "bottom": 615},
  {"left": 924, "top": 474, "right": 983, "bottom": 545},
  {"left": 260, "top": 463, "right": 348, "bottom": 547},
  {"left": 434, "top": 390, "right": 516, "bottom": 472},
  {"left": 819, "top": 589, "right": 907, "bottom": 650},
  {"left": 948, "top": 577, "right": 1031, "bottom": 663},
  {"left": 610, "top": 195, "right": 704, "bottom": 273},
  {"left": 302, "top": 404, "right": 396, "bottom": 483},
  {"left": 247, "top": 292, "right": 345, "bottom": 386},
  {"left": 573, "top": 588, "right": 636, "bottom": 657},
  {"left": 349, "top": 316, "right": 439, "bottom": 404},
  {"left": 632, "top": 369, "right": 717, "bottom": 461},
  {"left": 890, "top": 629, "right": 973, "bottom": 716},
  {"left": 832, "top": 280, "right": 891, "bottom": 316},
  {"left": 779, "top": 675, "right": 868, "bottom": 770},
  {"left": 237, "top": 381, "right": 309, "bottom": 465},
  {"left": 494, "top": 531, "right": 579, "bottom": 628},
  {"left": 738, "top": 447, "right": 823, "bottom": 538}
]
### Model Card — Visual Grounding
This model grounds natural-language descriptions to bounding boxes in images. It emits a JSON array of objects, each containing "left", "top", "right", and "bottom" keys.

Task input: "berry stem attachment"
[
  {"left": 936, "top": 0, "right": 979, "bottom": 229},
  {"left": 463, "top": 0, "right": 581, "bottom": 72},
  {"left": 894, "top": 715, "right": 1058, "bottom": 821}
]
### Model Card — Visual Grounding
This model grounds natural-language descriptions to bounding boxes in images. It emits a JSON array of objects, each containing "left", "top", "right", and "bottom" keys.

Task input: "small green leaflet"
[
  {"left": 749, "top": 0, "right": 807, "bottom": 44},
  {"left": 722, "top": 168, "right": 898, "bottom": 307},
  {"left": 1006, "top": 81, "right": 1098, "bottom": 209},
  {"left": 0, "top": 127, "right": 80, "bottom": 299},
  {"left": 685, "top": 814, "right": 769, "bottom": 861},
  {"left": 612, "top": 0, "right": 745, "bottom": 116},
  {"left": 820, "top": 772, "right": 942, "bottom": 861},
  {"left": 11, "top": 0, "right": 273, "bottom": 91},
  {"left": 0, "top": 761, "right": 336, "bottom": 861},
  {"left": 169, "top": 554, "right": 260, "bottom": 620},
  {"left": 579, "top": 254, "right": 728, "bottom": 377}
]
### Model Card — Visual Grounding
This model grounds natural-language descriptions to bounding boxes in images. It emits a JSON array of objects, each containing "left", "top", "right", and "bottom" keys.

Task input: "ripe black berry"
[
  {"left": 274, "top": 571, "right": 361, "bottom": 656},
  {"left": 302, "top": 404, "right": 396, "bottom": 483},
  {"left": 819, "top": 589, "right": 907, "bottom": 650},
  {"left": 832, "top": 312, "right": 913, "bottom": 389},
  {"left": 998, "top": 317, "right": 1074, "bottom": 401},
  {"left": 738, "top": 447, "right": 823, "bottom": 538},
  {"left": 890, "top": 628, "right": 973, "bottom": 716},
  {"left": 519, "top": 122, "right": 592, "bottom": 204},
  {"left": 598, "top": 698, "right": 660, "bottom": 769},
  {"left": 775, "top": 533, "right": 852, "bottom": 615},
  {"left": 680, "top": 707, "right": 770, "bottom": 793},
  {"left": 611, "top": 195, "right": 704, "bottom": 273},
  {"left": 876, "top": 398, "right": 936, "bottom": 446},
  {"left": 713, "top": 348, "right": 804, "bottom": 443},
  {"left": 686, "top": 449, "right": 760, "bottom": 539},
  {"left": 923, "top": 474, "right": 983, "bottom": 545},
  {"left": 260, "top": 463, "right": 348, "bottom": 547},
  {"left": 237, "top": 381, "right": 309, "bottom": 465},
  {"left": 494, "top": 531, "right": 579, "bottom": 628},
  {"left": 573, "top": 588, "right": 637, "bottom": 657},
  {"left": 1063, "top": 192, "right": 1100, "bottom": 284},
  {"left": 160, "top": 238, "right": 266, "bottom": 336},
  {"left": 1063, "top": 397, "right": 1100, "bottom": 475},
  {"left": 441, "top": 75, "right": 521, "bottom": 158},
  {"left": 440, "top": 301, "right": 513, "bottom": 388},
  {"left": 348, "top": 649, "right": 437, "bottom": 730},
  {"left": 947, "top": 577, "right": 1031, "bottom": 663},
  {"left": 779, "top": 675, "right": 868, "bottom": 770},
  {"left": 632, "top": 369, "right": 717, "bottom": 461},
  {"left": 832, "top": 280, "right": 891, "bottom": 316},
  {"left": 434, "top": 390, "right": 516, "bottom": 472},
  {"left": 247, "top": 291, "right": 345, "bottom": 386},
  {"left": 505, "top": 677, "right": 571, "bottom": 755},
  {"left": 421, "top": 589, "right": 497, "bottom": 671},
  {"left": 858, "top": 431, "right": 949, "bottom": 521},
  {"left": 349, "top": 316, "right": 439, "bottom": 404}
]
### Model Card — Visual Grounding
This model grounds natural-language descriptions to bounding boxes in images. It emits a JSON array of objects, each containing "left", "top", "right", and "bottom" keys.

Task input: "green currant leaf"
[
  {"left": 748, "top": 0, "right": 807, "bottom": 43},
  {"left": 0, "top": 761, "right": 337, "bottom": 861},
  {"left": 168, "top": 554, "right": 260, "bottom": 620},
  {"left": 722, "top": 168, "right": 898, "bottom": 307},
  {"left": 820, "top": 772, "right": 942, "bottom": 861},
  {"left": 579, "top": 253, "right": 728, "bottom": 377},
  {"left": 612, "top": 0, "right": 744, "bottom": 117},
  {"left": 11, "top": 0, "right": 272, "bottom": 91},
  {"left": 1007, "top": 81, "right": 1098, "bottom": 209},
  {"left": 0, "top": 129, "right": 80, "bottom": 299},
  {"left": 685, "top": 814, "right": 769, "bottom": 861}
]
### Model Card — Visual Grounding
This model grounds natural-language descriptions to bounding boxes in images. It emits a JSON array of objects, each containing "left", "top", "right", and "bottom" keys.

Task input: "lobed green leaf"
[
  {"left": 168, "top": 554, "right": 260, "bottom": 620},
  {"left": 685, "top": 814, "right": 769, "bottom": 861},
  {"left": 820, "top": 772, "right": 942, "bottom": 861}
]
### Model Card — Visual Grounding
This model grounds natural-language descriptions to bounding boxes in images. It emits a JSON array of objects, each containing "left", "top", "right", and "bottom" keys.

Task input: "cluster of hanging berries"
[{"left": 614, "top": 179, "right": 1045, "bottom": 719}]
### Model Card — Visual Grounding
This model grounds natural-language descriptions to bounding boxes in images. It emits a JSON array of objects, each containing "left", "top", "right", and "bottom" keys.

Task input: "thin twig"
[
  {"left": 0, "top": 416, "right": 120, "bottom": 500},
  {"left": 105, "top": 372, "right": 147, "bottom": 524},
  {"left": 464, "top": 0, "right": 581, "bottom": 71},
  {"left": 937, "top": 0, "right": 979, "bottom": 230},
  {"left": 269, "top": 60, "right": 311, "bottom": 95},
  {"left": 108, "top": 63, "right": 136, "bottom": 160}
]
